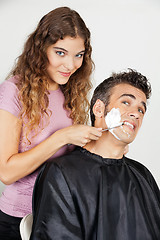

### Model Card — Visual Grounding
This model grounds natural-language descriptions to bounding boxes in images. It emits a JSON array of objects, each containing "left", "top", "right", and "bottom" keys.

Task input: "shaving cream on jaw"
[{"left": 105, "top": 108, "right": 123, "bottom": 140}]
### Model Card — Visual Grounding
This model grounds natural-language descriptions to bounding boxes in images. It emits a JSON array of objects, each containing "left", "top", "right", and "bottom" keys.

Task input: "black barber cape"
[{"left": 30, "top": 147, "right": 160, "bottom": 240}]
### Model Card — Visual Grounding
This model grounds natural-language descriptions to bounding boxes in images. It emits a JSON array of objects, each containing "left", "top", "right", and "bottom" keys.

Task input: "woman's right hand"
[
  {"left": 0, "top": 111, "right": 101, "bottom": 184},
  {"left": 63, "top": 124, "right": 102, "bottom": 147}
]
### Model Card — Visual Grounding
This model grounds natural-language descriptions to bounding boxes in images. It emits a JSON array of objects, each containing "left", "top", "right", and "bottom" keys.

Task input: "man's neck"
[{"left": 84, "top": 132, "right": 126, "bottom": 159}]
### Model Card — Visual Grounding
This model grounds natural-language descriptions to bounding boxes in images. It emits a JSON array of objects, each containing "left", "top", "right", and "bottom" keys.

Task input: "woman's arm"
[{"left": 0, "top": 110, "right": 102, "bottom": 184}]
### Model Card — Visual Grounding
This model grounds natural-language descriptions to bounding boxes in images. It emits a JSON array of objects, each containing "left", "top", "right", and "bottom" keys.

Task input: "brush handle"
[{"left": 102, "top": 122, "right": 124, "bottom": 132}]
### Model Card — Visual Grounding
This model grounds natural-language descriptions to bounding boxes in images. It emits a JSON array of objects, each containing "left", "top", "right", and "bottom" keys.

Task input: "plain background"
[{"left": 0, "top": 0, "right": 160, "bottom": 196}]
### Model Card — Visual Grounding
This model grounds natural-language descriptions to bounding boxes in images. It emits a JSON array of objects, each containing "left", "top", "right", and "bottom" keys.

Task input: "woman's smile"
[{"left": 58, "top": 71, "right": 71, "bottom": 77}]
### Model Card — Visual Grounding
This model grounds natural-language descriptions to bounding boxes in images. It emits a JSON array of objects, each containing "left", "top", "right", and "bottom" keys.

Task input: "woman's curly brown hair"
[{"left": 9, "top": 7, "right": 94, "bottom": 142}]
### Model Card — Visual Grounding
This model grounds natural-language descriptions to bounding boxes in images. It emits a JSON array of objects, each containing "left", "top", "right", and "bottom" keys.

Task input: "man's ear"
[{"left": 93, "top": 99, "right": 105, "bottom": 119}]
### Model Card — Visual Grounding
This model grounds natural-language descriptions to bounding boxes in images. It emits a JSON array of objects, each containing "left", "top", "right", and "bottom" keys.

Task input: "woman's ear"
[{"left": 93, "top": 99, "right": 105, "bottom": 119}]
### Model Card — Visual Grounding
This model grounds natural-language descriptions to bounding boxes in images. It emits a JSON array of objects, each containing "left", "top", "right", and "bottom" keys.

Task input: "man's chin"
[{"left": 115, "top": 135, "right": 134, "bottom": 145}]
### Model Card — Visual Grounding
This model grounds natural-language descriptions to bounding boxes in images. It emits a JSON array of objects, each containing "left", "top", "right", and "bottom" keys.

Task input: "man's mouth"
[{"left": 123, "top": 121, "right": 136, "bottom": 130}]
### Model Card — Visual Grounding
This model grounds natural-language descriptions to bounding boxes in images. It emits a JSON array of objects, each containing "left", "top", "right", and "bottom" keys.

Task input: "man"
[{"left": 30, "top": 69, "right": 160, "bottom": 240}]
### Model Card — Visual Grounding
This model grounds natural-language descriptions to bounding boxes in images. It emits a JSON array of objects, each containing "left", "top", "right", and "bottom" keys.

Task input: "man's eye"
[
  {"left": 138, "top": 108, "right": 144, "bottom": 114},
  {"left": 56, "top": 51, "right": 65, "bottom": 56},
  {"left": 122, "top": 101, "right": 129, "bottom": 105}
]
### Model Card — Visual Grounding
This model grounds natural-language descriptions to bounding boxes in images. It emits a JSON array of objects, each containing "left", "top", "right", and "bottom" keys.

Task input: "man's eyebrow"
[
  {"left": 53, "top": 47, "right": 85, "bottom": 54},
  {"left": 119, "top": 93, "right": 147, "bottom": 111},
  {"left": 120, "top": 93, "right": 135, "bottom": 100}
]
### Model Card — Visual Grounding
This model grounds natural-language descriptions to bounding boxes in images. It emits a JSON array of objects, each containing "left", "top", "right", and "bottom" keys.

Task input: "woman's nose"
[{"left": 63, "top": 57, "right": 75, "bottom": 71}]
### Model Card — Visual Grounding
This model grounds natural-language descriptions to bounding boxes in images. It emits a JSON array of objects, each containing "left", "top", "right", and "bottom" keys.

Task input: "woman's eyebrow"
[
  {"left": 53, "top": 47, "right": 68, "bottom": 52},
  {"left": 77, "top": 50, "right": 85, "bottom": 54},
  {"left": 53, "top": 47, "right": 85, "bottom": 54}
]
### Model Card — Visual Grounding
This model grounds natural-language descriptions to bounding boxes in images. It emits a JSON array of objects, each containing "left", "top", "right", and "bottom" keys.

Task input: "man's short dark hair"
[{"left": 90, "top": 68, "right": 152, "bottom": 126}]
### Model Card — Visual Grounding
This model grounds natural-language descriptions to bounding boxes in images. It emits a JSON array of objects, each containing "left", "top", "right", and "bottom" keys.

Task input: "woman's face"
[{"left": 46, "top": 35, "right": 85, "bottom": 90}]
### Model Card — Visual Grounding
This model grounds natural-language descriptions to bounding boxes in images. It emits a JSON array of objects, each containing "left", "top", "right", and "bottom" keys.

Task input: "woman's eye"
[
  {"left": 76, "top": 53, "right": 84, "bottom": 58},
  {"left": 56, "top": 51, "right": 65, "bottom": 56}
]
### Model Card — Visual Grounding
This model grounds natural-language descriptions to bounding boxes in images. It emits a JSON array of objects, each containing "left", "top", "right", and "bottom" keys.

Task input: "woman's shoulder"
[
  {"left": 0, "top": 76, "right": 19, "bottom": 89},
  {"left": 0, "top": 76, "right": 22, "bottom": 116}
]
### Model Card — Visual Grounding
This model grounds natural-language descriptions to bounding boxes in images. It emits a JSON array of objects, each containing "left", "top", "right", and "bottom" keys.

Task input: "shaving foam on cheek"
[{"left": 105, "top": 108, "right": 122, "bottom": 140}]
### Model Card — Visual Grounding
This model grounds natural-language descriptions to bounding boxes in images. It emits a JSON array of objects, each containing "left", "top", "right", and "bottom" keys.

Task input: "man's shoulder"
[
  {"left": 124, "top": 156, "right": 151, "bottom": 176},
  {"left": 45, "top": 147, "right": 89, "bottom": 172},
  {"left": 124, "top": 156, "right": 147, "bottom": 169},
  {"left": 124, "top": 156, "right": 158, "bottom": 187}
]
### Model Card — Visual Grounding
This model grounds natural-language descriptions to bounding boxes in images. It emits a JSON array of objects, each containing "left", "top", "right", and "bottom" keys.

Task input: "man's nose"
[{"left": 127, "top": 109, "right": 140, "bottom": 119}]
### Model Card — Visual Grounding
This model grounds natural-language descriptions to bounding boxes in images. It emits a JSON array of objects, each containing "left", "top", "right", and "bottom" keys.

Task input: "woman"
[{"left": 0, "top": 7, "right": 102, "bottom": 239}]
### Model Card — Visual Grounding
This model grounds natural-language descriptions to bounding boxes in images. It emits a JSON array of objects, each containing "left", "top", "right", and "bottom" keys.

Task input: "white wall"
[{"left": 0, "top": 0, "right": 160, "bottom": 196}]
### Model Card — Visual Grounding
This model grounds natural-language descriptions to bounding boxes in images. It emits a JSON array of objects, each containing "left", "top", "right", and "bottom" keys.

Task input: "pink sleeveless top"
[{"left": 0, "top": 76, "right": 73, "bottom": 217}]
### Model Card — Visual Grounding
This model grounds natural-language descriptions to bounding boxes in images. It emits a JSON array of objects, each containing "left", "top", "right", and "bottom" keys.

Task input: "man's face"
[{"left": 105, "top": 83, "right": 147, "bottom": 144}]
